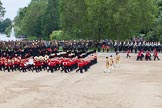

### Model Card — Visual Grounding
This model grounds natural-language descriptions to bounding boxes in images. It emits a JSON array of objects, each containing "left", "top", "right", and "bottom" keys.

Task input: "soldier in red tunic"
[
  {"left": 126, "top": 49, "right": 131, "bottom": 58},
  {"left": 102, "top": 44, "right": 105, "bottom": 52},
  {"left": 20, "top": 60, "right": 27, "bottom": 72},
  {"left": 153, "top": 49, "right": 160, "bottom": 60},
  {"left": 145, "top": 51, "right": 151, "bottom": 61},
  {"left": 4, "top": 59, "right": 13, "bottom": 72},
  {"left": 47, "top": 60, "right": 56, "bottom": 73},
  {"left": 76, "top": 60, "right": 85, "bottom": 73},
  {"left": 137, "top": 50, "right": 144, "bottom": 61}
]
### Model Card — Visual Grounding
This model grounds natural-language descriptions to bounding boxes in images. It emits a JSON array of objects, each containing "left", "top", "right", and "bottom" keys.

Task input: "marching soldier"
[
  {"left": 106, "top": 45, "right": 110, "bottom": 52},
  {"left": 115, "top": 52, "right": 120, "bottom": 68},
  {"left": 102, "top": 44, "right": 105, "bottom": 52},
  {"left": 145, "top": 51, "right": 151, "bottom": 61},
  {"left": 109, "top": 55, "right": 114, "bottom": 70},
  {"left": 104, "top": 57, "right": 110, "bottom": 73},
  {"left": 153, "top": 48, "right": 160, "bottom": 61},
  {"left": 126, "top": 49, "right": 131, "bottom": 58},
  {"left": 137, "top": 50, "right": 144, "bottom": 61},
  {"left": 76, "top": 60, "right": 84, "bottom": 73}
]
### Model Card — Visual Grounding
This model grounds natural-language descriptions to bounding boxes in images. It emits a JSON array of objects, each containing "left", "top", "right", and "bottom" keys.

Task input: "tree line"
[
  {"left": 0, "top": 18, "right": 12, "bottom": 34},
  {"left": 11, "top": 0, "right": 160, "bottom": 41},
  {"left": 0, "top": 1, "right": 5, "bottom": 19},
  {"left": 0, "top": 1, "right": 12, "bottom": 36}
]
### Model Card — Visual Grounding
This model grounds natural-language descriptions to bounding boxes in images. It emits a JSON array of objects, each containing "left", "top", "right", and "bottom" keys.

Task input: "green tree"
[
  {"left": 42, "top": 0, "right": 60, "bottom": 36},
  {"left": 0, "top": 18, "right": 12, "bottom": 33},
  {"left": 19, "top": 0, "right": 47, "bottom": 37},
  {"left": 144, "top": 0, "right": 162, "bottom": 41},
  {"left": 0, "top": 1, "right": 5, "bottom": 18},
  {"left": 60, "top": 0, "right": 88, "bottom": 39},
  {"left": 13, "top": 0, "right": 158, "bottom": 41}
]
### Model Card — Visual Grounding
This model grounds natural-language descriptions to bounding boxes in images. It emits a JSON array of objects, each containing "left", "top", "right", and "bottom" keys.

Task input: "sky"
[{"left": 1, "top": 0, "right": 31, "bottom": 20}]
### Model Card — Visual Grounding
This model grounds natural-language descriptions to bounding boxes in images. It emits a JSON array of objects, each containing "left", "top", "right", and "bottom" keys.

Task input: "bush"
[
  {"left": 50, "top": 30, "right": 63, "bottom": 40},
  {"left": 26, "top": 36, "right": 37, "bottom": 40},
  {"left": 50, "top": 30, "right": 75, "bottom": 40}
]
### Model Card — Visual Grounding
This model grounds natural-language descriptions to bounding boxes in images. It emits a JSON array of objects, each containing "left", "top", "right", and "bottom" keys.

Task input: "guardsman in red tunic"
[
  {"left": 71, "top": 59, "right": 78, "bottom": 71},
  {"left": 67, "top": 61, "right": 72, "bottom": 72},
  {"left": 53, "top": 59, "right": 59, "bottom": 71},
  {"left": 145, "top": 51, "right": 151, "bottom": 61},
  {"left": 153, "top": 49, "right": 160, "bottom": 60},
  {"left": 35, "top": 60, "right": 41, "bottom": 72},
  {"left": 102, "top": 44, "right": 105, "bottom": 52},
  {"left": 20, "top": 60, "right": 27, "bottom": 72},
  {"left": 47, "top": 60, "right": 56, "bottom": 73},
  {"left": 106, "top": 45, "right": 110, "bottom": 52},
  {"left": 83, "top": 60, "right": 89, "bottom": 72},
  {"left": 137, "top": 51, "right": 144, "bottom": 61},
  {"left": 126, "top": 49, "right": 131, "bottom": 58},
  {"left": 13, "top": 58, "right": 20, "bottom": 71},
  {"left": 41, "top": 59, "right": 47, "bottom": 71},
  {"left": 1, "top": 58, "right": 6, "bottom": 71},
  {"left": 61, "top": 61, "right": 68, "bottom": 73},
  {"left": 137, "top": 51, "right": 141, "bottom": 61},
  {"left": 76, "top": 60, "right": 84, "bottom": 73},
  {"left": 4, "top": 59, "right": 12, "bottom": 72}
]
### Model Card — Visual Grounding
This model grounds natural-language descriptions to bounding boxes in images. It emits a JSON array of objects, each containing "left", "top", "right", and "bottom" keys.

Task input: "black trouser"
[
  {"left": 0, "top": 65, "right": 2, "bottom": 71},
  {"left": 145, "top": 56, "right": 151, "bottom": 61},
  {"left": 48, "top": 66, "right": 57, "bottom": 73},
  {"left": 20, "top": 66, "right": 27, "bottom": 72},
  {"left": 83, "top": 65, "right": 88, "bottom": 72},
  {"left": 14, "top": 64, "right": 20, "bottom": 71},
  {"left": 4, "top": 66, "right": 14, "bottom": 72},
  {"left": 35, "top": 66, "right": 41, "bottom": 72},
  {"left": 126, "top": 54, "right": 131, "bottom": 58},
  {"left": 154, "top": 56, "right": 160, "bottom": 60},
  {"left": 137, "top": 56, "right": 142, "bottom": 61},
  {"left": 28, "top": 64, "right": 34, "bottom": 71},
  {"left": 48, "top": 66, "right": 54, "bottom": 73},
  {"left": 42, "top": 64, "right": 47, "bottom": 71},
  {"left": 102, "top": 48, "right": 104, "bottom": 52},
  {"left": 61, "top": 66, "right": 68, "bottom": 73},
  {"left": 76, "top": 67, "right": 83, "bottom": 73},
  {"left": 56, "top": 64, "right": 60, "bottom": 71}
]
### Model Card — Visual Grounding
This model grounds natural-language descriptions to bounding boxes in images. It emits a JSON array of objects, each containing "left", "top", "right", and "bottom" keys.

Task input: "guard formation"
[
  {"left": 112, "top": 40, "right": 161, "bottom": 61},
  {"left": 136, "top": 48, "right": 160, "bottom": 61},
  {"left": 113, "top": 41, "right": 161, "bottom": 53},
  {"left": 0, "top": 40, "right": 97, "bottom": 73}
]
